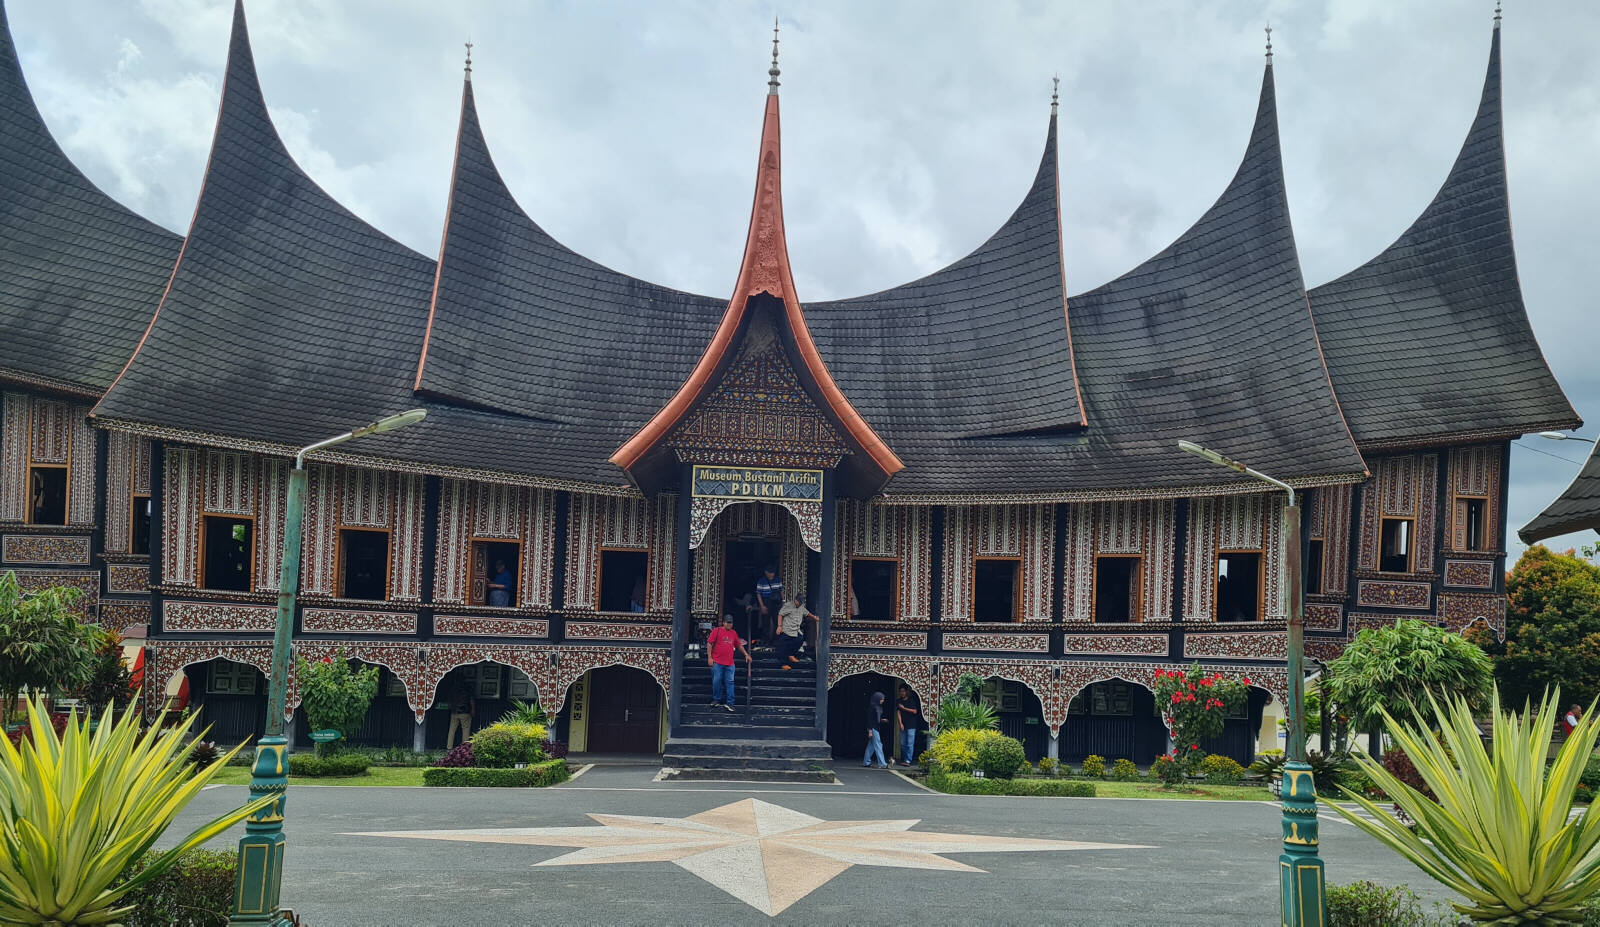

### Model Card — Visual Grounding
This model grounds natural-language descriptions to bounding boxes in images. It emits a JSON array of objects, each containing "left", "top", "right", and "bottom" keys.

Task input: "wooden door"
[
  {"left": 586, "top": 667, "right": 661, "bottom": 754},
  {"left": 470, "top": 542, "right": 488, "bottom": 605}
]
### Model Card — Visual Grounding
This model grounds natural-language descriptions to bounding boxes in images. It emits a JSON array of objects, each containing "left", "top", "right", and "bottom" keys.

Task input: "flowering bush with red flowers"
[{"left": 1152, "top": 662, "right": 1249, "bottom": 771}]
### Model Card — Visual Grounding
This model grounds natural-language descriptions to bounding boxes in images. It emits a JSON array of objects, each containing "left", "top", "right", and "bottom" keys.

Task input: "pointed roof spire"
[
  {"left": 1051, "top": 74, "right": 1059, "bottom": 116},
  {"left": 1265, "top": 23, "right": 1273, "bottom": 65},
  {"left": 768, "top": 16, "right": 780, "bottom": 94},
  {"left": 464, "top": 39, "right": 473, "bottom": 81},
  {"left": 1494, "top": 0, "right": 1502, "bottom": 27}
]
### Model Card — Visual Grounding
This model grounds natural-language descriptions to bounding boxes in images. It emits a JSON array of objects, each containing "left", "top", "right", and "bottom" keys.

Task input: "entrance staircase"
[{"left": 663, "top": 651, "right": 835, "bottom": 783}]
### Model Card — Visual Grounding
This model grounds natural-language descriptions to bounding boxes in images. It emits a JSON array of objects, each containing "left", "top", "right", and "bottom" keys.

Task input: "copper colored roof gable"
[
  {"left": 1308, "top": 25, "right": 1578, "bottom": 450},
  {"left": 0, "top": 0, "right": 181, "bottom": 395},
  {"left": 1520, "top": 436, "right": 1600, "bottom": 543}
]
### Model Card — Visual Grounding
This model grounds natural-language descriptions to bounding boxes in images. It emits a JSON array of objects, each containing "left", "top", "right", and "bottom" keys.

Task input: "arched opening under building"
[
  {"left": 567, "top": 665, "right": 664, "bottom": 755},
  {"left": 183, "top": 658, "right": 266, "bottom": 745},
  {"left": 692, "top": 502, "right": 814, "bottom": 648},
  {"left": 425, "top": 662, "right": 542, "bottom": 751},
  {"left": 826, "top": 673, "right": 931, "bottom": 763},
  {"left": 979, "top": 677, "right": 1049, "bottom": 762},
  {"left": 1059, "top": 678, "right": 1166, "bottom": 765}
]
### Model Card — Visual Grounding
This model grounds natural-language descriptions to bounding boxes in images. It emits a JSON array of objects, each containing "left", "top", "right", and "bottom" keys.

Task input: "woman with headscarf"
[{"left": 863, "top": 691, "right": 889, "bottom": 768}]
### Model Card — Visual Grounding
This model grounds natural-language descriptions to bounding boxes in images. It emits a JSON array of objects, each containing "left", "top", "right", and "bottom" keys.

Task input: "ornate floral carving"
[
  {"left": 1304, "top": 603, "right": 1342, "bottom": 631},
  {"left": 1439, "top": 592, "right": 1506, "bottom": 638},
  {"left": 1355, "top": 580, "right": 1432, "bottom": 610},
  {"left": 301, "top": 608, "right": 418, "bottom": 635},
  {"left": 1443, "top": 560, "right": 1495, "bottom": 589},
  {"left": 564, "top": 622, "right": 673, "bottom": 642},
  {"left": 107, "top": 563, "right": 149, "bottom": 594},
  {"left": 1059, "top": 634, "right": 1168, "bottom": 657},
  {"left": 2, "top": 534, "right": 91, "bottom": 565},
  {"left": 434, "top": 616, "right": 549, "bottom": 638},
  {"left": 829, "top": 631, "right": 927, "bottom": 650},
  {"left": 12, "top": 569, "right": 97, "bottom": 613},
  {"left": 941, "top": 633, "right": 1049, "bottom": 653},
  {"left": 100, "top": 601, "right": 150, "bottom": 632},
  {"left": 164, "top": 602, "right": 276, "bottom": 633},
  {"left": 1183, "top": 632, "right": 1288, "bottom": 660}
]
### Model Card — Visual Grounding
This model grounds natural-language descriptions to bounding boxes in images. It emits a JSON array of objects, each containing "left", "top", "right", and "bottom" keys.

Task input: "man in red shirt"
[{"left": 707, "top": 615, "right": 750, "bottom": 711}]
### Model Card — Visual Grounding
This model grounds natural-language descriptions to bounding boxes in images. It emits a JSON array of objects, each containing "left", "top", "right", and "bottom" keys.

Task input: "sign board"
[
  {"left": 691, "top": 465, "right": 823, "bottom": 502},
  {"left": 309, "top": 729, "right": 340, "bottom": 743}
]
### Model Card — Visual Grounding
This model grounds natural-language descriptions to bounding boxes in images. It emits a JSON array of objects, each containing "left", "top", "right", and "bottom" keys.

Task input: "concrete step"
[
  {"left": 657, "top": 767, "right": 837, "bottom": 784},
  {"left": 676, "top": 724, "right": 819, "bottom": 740},
  {"left": 662, "top": 754, "right": 834, "bottom": 772},
  {"left": 663, "top": 737, "right": 833, "bottom": 760}
]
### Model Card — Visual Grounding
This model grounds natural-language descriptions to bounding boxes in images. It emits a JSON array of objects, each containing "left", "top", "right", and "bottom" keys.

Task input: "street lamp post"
[
  {"left": 230, "top": 409, "right": 426, "bottom": 926},
  {"left": 1178, "top": 440, "right": 1325, "bottom": 927}
]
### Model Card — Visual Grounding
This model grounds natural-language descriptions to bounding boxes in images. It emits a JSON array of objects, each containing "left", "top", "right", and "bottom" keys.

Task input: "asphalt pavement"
[{"left": 170, "top": 763, "right": 1458, "bottom": 926}]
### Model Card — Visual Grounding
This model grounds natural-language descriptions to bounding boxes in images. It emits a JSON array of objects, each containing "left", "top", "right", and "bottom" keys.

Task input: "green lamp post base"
[
  {"left": 229, "top": 736, "right": 293, "bottom": 926},
  {"left": 1279, "top": 760, "right": 1327, "bottom": 926}
]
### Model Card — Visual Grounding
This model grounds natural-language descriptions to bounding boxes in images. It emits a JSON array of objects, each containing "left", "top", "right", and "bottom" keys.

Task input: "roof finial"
[
  {"left": 1264, "top": 23, "right": 1273, "bottom": 65},
  {"left": 464, "top": 40, "right": 473, "bottom": 81},
  {"left": 1051, "top": 74, "right": 1059, "bottom": 116},
  {"left": 768, "top": 16, "right": 781, "bottom": 95},
  {"left": 1494, "top": 0, "right": 1502, "bottom": 26}
]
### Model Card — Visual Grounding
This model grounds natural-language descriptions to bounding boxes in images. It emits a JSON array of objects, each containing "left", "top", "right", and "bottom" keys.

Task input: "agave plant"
[
  {"left": 1331, "top": 689, "right": 1600, "bottom": 924},
  {"left": 0, "top": 696, "right": 273, "bottom": 924},
  {"left": 498, "top": 699, "right": 548, "bottom": 727},
  {"left": 935, "top": 696, "right": 998, "bottom": 732}
]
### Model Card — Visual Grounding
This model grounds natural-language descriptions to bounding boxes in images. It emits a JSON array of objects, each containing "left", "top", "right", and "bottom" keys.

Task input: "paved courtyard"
[{"left": 175, "top": 764, "right": 1455, "bottom": 925}]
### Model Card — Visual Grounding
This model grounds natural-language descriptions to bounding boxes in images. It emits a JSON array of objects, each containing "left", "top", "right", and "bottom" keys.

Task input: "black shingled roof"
[
  {"left": 1520, "top": 436, "right": 1600, "bottom": 544},
  {"left": 413, "top": 77, "right": 725, "bottom": 480},
  {"left": 1307, "top": 25, "right": 1578, "bottom": 450},
  {"left": 857, "top": 63, "right": 1364, "bottom": 495},
  {"left": 0, "top": 0, "right": 181, "bottom": 395}
]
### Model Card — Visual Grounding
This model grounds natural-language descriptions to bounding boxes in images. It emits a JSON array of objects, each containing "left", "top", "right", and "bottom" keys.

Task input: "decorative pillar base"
[
  {"left": 230, "top": 736, "right": 291, "bottom": 925},
  {"left": 1046, "top": 732, "right": 1060, "bottom": 761},
  {"left": 1279, "top": 760, "right": 1327, "bottom": 926},
  {"left": 413, "top": 718, "right": 427, "bottom": 753}
]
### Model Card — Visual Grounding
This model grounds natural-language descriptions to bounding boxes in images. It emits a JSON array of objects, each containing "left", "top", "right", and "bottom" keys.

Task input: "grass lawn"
[
  {"left": 209, "top": 766, "right": 429, "bottom": 787},
  {"left": 1069, "top": 779, "right": 1274, "bottom": 801}
]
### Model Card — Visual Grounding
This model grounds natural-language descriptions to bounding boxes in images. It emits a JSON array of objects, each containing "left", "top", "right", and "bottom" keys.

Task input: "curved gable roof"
[
  {"left": 1308, "top": 24, "right": 1578, "bottom": 450},
  {"left": 1520, "top": 436, "right": 1600, "bottom": 544},
  {"left": 0, "top": 0, "right": 181, "bottom": 395},
  {"left": 1048, "top": 62, "right": 1366, "bottom": 494},
  {"left": 94, "top": 0, "right": 437, "bottom": 448}
]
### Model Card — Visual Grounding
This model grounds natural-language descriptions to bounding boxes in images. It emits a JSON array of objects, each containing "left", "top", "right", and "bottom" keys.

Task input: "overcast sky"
[{"left": 10, "top": 0, "right": 1598, "bottom": 561}]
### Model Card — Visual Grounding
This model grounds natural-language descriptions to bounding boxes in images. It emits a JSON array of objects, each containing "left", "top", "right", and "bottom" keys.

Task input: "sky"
[{"left": 9, "top": 0, "right": 1598, "bottom": 561}]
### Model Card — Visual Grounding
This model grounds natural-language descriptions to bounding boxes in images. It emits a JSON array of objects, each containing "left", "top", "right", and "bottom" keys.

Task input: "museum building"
[{"left": 0, "top": 2, "right": 1579, "bottom": 766}]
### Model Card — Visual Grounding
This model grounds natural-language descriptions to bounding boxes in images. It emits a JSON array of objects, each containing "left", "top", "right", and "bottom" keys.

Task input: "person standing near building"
[
  {"left": 1564, "top": 704, "right": 1583, "bottom": 737},
  {"left": 774, "top": 594, "right": 818, "bottom": 669},
  {"left": 864, "top": 691, "right": 889, "bottom": 768},
  {"left": 706, "top": 615, "right": 750, "bottom": 711},
  {"left": 896, "top": 684, "right": 923, "bottom": 766},
  {"left": 487, "top": 559, "right": 513, "bottom": 607},
  {"left": 446, "top": 682, "right": 475, "bottom": 749},
  {"left": 755, "top": 565, "right": 784, "bottom": 644}
]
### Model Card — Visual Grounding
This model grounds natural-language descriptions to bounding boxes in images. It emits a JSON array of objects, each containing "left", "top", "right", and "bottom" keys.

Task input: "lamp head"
[
  {"left": 353, "top": 408, "right": 427, "bottom": 439},
  {"left": 1177, "top": 440, "right": 1241, "bottom": 471}
]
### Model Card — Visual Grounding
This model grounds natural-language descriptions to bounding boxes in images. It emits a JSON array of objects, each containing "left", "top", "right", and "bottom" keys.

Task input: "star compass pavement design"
[{"left": 348, "top": 797, "right": 1149, "bottom": 916}]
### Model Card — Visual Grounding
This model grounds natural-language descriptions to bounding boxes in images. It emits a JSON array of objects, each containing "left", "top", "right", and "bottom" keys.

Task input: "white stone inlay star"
[{"left": 348, "top": 797, "right": 1150, "bottom": 915}]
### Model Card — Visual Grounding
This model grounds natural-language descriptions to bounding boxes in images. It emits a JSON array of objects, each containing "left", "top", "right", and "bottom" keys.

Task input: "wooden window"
[
  {"left": 207, "top": 660, "right": 260, "bottom": 695},
  {"left": 597, "top": 548, "right": 649, "bottom": 612},
  {"left": 1453, "top": 497, "right": 1488, "bottom": 552},
  {"left": 508, "top": 668, "right": 537, "bottom": 701},
  {"left": 467, "top": 664, "right": 501, "bottom": 700},
  {"left": 1379, "top": 518, "right": 1413, "bottom": 573},
  {"left": 470, "top": 541, "right": 520, "bottom": 607},
  {"left": 972, "top": 557, "right": 1020, "bottom": 623},
  {"left": 1216, "top": 551, "right": 1263, "bottom": 621},
  {"left": 1092, "top": 555, "right": 1142, "bottom": 623},
  {"left": 849, "top": 557, "right": 898, "bottom": 620},
  {"left": 200, "top": 515, "right": 253, "bottom": 591},
  {"left": 1305, "top": 539, "right": 1324, "bottom": 595},
  {"left": 338, "top": 528, "right": 390, "bottom": 601},
  {"left": 26, "top": 466, "right": 67, "bottom": 525},
  {"left": 132, "top": 494, "right": 152, "bottom": 555}
]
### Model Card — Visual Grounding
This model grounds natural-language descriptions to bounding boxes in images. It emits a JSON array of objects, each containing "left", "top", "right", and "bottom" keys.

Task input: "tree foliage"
[
  {"left": 0, "top": 571, "right": 99, "bottom": 720},
  {"left": 72, "top": 630, "right": 134, "bottom": 715},
  {"left": 1475, "top": 546, "right": 1600, "bottom": 711},
  {"left": 295, "top": 649, "right": 379, "bottom": 753},
  {"left": 1325, "top": 619, "right": 1493, "bottom": 735}
]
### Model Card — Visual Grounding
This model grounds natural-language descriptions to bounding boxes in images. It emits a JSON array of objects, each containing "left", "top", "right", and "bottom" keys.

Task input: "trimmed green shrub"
[
  {"left": 1325, "top": 880, "right": 1446, "bottom": 926},
  {"left": 469, "top": 722, "right": 548, "bottom": 768},
  {"left": 929, "top": 765, "right": 1095, "bottom": 797},
  {"left": 423, "top": 759, "right": 569, "bottom": 788},
  {"left": 120, "top": 849, "right": 236, "bottom": 927},
  {"left": 288, "top": 752, "right": 370, "bottom": 777},
  {"left": 1037, "top": 756, "right": 1059, "bottom": 777},
  {"left": 925, "top": 728, "right": 1002, "bottom": 773},
  {"left": 974, "top": 735, "right": 1028, "bottom": 779},
  {"left": 1151, "top": 754, "right": 1183, "bottom": 786},
  {"left": 1111, "top": 758, "right": 1139, "bottom": 781},
  {"left": 1080, "top": 754, "right": 1106, "bottom": 779},
  {"left": 1199, "top": 754, "right": 1246, "bottom": 785}
]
